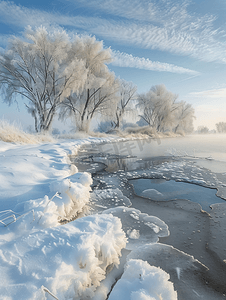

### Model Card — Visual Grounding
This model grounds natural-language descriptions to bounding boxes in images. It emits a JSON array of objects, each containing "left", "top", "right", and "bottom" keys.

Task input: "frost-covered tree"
[
  {"left": 59, "top": 36, "right": 119, "bottom": 132},
  {"left": 0, "top": 27, "right": 87, "bottom": 132},
  {"left": 197, "top": 126, "right": 209, "bottom": 134},
  {"left": 216, "top": 122, "right": 226, "bottom": 133},
  {"left": 137, "top": 84, "right": 195, "bottom": 134},
  {"left": 113, "top": 79, "right": 137, "bottom": 129},
  {"left": 173, "top": 101, "right": 195, "bottom": 134},
  {"left": 137, "top": 84, "right": 179, "bottom": 132},
  {"left": 60, "top": 74, "right": 119, "bottom": 132}
]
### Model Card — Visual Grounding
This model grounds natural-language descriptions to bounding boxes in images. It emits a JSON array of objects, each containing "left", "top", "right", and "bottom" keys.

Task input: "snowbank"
[
  {"left": 0, "top": 214, "right": 127, "bottom": 299},
  {"left": 0, "top": 137, "right": 129, "bottom": 300},
  {"left": 0, "top": 136, "right": 179, "bottom": 299},
  {"left": 8, "top": 171, "right": 93, "bottom": 231},
  {"left": 49, "top": 172, "right": 93, "bottom": 221}
]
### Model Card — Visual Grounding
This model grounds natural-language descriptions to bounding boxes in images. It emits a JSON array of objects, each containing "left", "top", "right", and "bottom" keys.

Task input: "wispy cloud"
[
  {"left": 64, "top": 0, "right": 226, "bottom": 62},
  {"left": 111, "top": 51, "right": 200, "bottom": 75},
  {"left": 0, "top": 0, "right": 225, "bottom": 63},
  {"left": 0, "top": 1, "right": 75, "bottom": 28},
  {"left": 64, "top": 0, "right": 160, "bottom": 23},
  {"left": 190, "top": 88, "right": 226, "bottom": 98}
]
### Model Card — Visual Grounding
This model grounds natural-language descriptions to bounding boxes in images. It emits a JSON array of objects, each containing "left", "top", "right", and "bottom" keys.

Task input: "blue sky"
[{"left": 0, "top": 0, "right": 226, "bottom": 130}]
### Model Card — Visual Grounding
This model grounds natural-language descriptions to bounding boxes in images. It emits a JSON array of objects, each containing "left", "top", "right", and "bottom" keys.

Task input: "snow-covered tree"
[
  {"left": 0, "top": 27, "right": 87, "bottom": 132},
  {"left": 197, "top": 126, "right": 209, "bottom": 134},
  {"left": 137, "top": 84, "right": 195, "bottom": 134},
  {"left": 137, "top": 84, "right": 179, "bottom": 132},
  {"left": 173, "top": 101, "right": 195, "bottom": 134},
  {"left": 113, "top": 79, "right": 137, "bottom": 129},
  {"left": 216, "top": 122, "right": 226, "bottom": 133},
  {"left": 59, "top": 36, "right": 119, "bottom": 132}
]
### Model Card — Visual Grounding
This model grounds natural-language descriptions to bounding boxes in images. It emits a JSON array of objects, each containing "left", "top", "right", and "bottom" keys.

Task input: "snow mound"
[
  {"left": 50, "top": 172, "right": 93, "bottom": 221},
  {"left": 141, "top": 189, "right": 164, "bottom": 200},
  {"left": 9, "top": 172, "right": 93, "bottom": 232},
  {"left": 108, "top": 259, "right": 177, "bottom": 300},
  {"left": 0, "top": 214, "right": 127, "bottom": 300},
  {"left": 128, "top": 243, "right": 210, "bottom": 300},
  {"left": 12, "top": 194, "right": 62, "bottom": 230}
]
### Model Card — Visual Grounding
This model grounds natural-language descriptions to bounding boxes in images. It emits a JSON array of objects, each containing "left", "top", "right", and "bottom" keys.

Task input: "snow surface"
[
  {"left": 108, "top": 259, "right": 177, "bottom": 300},
  {"left": 0, "top": 214, "right": 127, "bottom": 299},
  {"left": 0, "top": 137, "right": 177, "bottom": 299}
]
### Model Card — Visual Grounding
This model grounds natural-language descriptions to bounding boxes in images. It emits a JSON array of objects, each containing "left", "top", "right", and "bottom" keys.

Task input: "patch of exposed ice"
[
  {"left": 91, "top": 188, "right": 131, "bottom": 212},
  {"left": 102, "top": 207, "right": 169, "bottom": 249},
  {"left": 131, "top": 178, "right": 223, "bottom": 211}
]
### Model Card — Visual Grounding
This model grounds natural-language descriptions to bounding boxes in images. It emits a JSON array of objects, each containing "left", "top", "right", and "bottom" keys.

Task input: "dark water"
[
  {"left": 71, "top": 138, "right": 226, "bottom": 298},
  {"left": 130, "top": 178, "right": 223, "bottom": 211},
  {"left": 72, "top": 138, "right": 225, "bottom": 211}
]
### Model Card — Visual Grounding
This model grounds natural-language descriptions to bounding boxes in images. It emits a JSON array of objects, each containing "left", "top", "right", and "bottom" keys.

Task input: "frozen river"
[{"left": 72, "top": 134, "right": 226, "bottom": 300}]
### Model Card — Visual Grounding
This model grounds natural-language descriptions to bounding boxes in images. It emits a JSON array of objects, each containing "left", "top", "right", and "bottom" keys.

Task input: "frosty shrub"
[
  {"left": 124, "top": 125, "right": 157, "bottom": 136},
  {"left": 0, "top": 119, "right": 55, "bottom": 144}
]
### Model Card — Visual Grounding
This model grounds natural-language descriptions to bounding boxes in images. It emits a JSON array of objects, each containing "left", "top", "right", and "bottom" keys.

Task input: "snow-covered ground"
[
  {"left": 0, "top": 136, "right": 179, "bottom": 300},
  {"left": 1, "top": 134, "right": 226, "bottom": 299}
]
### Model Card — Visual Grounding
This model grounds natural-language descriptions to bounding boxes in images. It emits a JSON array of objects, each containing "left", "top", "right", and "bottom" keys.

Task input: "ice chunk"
[
  {"left": 141, "top": 189, "right": 164, "bottom": 200},
  {"left": 127, "top": 229, "right": 140, "bottom": 239},
  {"left": 108, "top": 259, "right": 177, "bottom": 300},
  {"left": 91, "top": 188, "right": 131, "bottom": 212},
  {"left": 102, "top": 207, "right": 169, "bottom": 249}
]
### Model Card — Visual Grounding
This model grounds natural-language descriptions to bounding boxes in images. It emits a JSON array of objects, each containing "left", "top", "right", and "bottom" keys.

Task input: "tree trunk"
[{"left": 81, "top": 89, "right": 90, "bottom": 123}]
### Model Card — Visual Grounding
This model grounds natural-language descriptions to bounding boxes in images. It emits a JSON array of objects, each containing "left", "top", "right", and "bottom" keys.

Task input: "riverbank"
[
  {"left": 0, "top": 136, "right": 178, "bottom": 299},
  {"left": 0, "top": 134, "right": 226, "bottom": 299}
]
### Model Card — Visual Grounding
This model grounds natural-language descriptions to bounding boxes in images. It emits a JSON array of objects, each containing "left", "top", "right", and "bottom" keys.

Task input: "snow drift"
[
  {"left": 0, "top": 214, "right": 127, "bottom": 299},
  {"left": 7, "top": 172, "right": 93, "bottom": 231}
]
